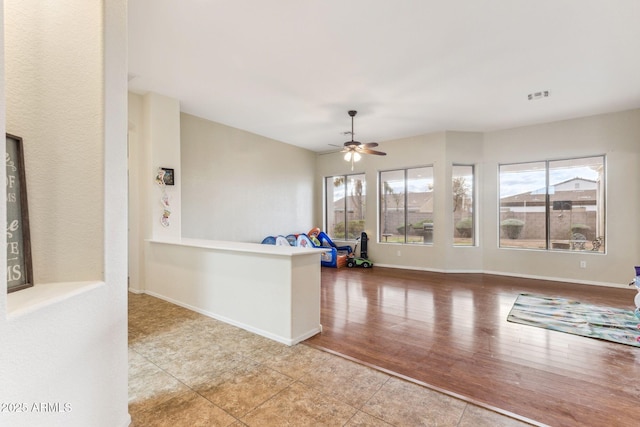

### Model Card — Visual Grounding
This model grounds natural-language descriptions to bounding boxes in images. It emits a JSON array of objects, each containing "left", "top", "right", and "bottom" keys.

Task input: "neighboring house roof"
[
  {"left": 501, "top": 177, "right": 597, "bottom": 206},
  {"left": 335, "top": 191, "right": 434, "bottom": 212},
  {"left": 551, "top": 177, "right": 597, "bottom": 190}
]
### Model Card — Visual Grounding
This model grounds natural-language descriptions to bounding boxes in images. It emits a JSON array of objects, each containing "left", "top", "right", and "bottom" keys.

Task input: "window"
[
  {"left": 453, "top": 165, "right": 475, "bottom": 246},
  {"left": 325, "top": 174, "right": 365, "bottom": 240},
  {"left": 380, "top": 166, "right": 434, "bottom": 244},
  {"left": 499, "top": 156, "right": 605, "bottom": 252}
]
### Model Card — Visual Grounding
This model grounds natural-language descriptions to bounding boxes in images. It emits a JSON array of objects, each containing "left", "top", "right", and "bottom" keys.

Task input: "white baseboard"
[
  {"left": 143, "top": 290, "right": 320, "bottom": 345},
  {"left": 370, "top": 264, "right": 623, "bottom": 288},
  {"left": 121, "top": 414, "right": 132, "bottom": 427}
]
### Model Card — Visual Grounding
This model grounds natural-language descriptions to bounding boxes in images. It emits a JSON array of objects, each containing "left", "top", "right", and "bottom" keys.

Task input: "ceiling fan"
[{"left": 338, "top": 110, "right": 386, "bottom": 170}]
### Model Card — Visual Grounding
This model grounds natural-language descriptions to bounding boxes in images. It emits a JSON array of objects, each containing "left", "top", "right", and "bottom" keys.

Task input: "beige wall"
[
  {"left": 180, "top": 112, "right": 317, "bottom": 242},
  {"left": 128, "top": 92, "right": 183, "bottom": 291},
  {"left": 482, "top": 109, "right": 640, "bottom": 286},
  {"left": 5, "top": 0, "right": 104, "bottom": 283},
  {"left": 127, "top": 96, "right": 318, "bottom": 292},
  {"left": 316, "top": 131, "right": 485, "bottom": 272},
  {"left": 316, "top": 109, "right": 640, "bottom": 287},
  {"left": 1, "top": 1, "right": 130, "bottom": 426},
  {"left": 128, "top": 93, "right": 145, "bottom": 292},
  {"left": 135, "top": 96, "right": 639, "bottom": 287}
]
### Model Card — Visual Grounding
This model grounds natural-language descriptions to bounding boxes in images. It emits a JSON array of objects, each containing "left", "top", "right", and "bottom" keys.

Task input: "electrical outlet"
[
  {"left": 397, "top": 250, "right": 401, "bottom": 257},
  {"left": 580, "top": 261, "right": 587, "bottom": 269}
]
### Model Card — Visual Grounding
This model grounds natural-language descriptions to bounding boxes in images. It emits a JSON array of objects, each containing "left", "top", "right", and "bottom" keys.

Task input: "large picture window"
[
  {"left": 453, "top": 165, "right": 475, "bottom": 246},
  {"left": 380, "top": 166, "right": 434, "bottom": 244},
  {"left": 325, "top": 174, "right": 365, "bottom": 240},
  {"left": 499, "top": 156, "right": 605, "bottom": 252}
]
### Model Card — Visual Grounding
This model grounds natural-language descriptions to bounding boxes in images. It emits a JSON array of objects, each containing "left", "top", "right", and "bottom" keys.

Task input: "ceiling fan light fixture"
[
  {"left": 344, "top": 151, "right": 361, "bottom": 162},
  {"left": 339, "top": 110, "right": 386, "bottom": 168}
]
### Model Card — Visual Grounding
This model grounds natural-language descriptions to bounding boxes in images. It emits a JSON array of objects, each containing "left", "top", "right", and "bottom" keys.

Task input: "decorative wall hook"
[{"left": 156, "top": 168, "right": 171, "bottom": 226}]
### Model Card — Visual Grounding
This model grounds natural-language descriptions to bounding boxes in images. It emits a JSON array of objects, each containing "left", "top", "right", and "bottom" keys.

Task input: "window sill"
[{"left": 7, "top": 280, "right": 105, "bottom": 320}]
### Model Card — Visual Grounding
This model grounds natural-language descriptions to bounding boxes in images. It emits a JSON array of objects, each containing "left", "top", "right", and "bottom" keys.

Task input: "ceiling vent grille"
[{"left": 528, "top": 91, "right": 550, "bottom": 101}]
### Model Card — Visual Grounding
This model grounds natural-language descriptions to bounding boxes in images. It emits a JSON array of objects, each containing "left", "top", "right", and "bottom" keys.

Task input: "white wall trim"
[
  {"left": 144, "top": 290, "right": 321, "bottom": 346},
  {"left": 360, "top": 264, "right": 624, "bottom": 288},
  {"left": 7, "top": 281, "right": 105, "bottom": 319},
  {"left": 481, "top": 269, "right": 624, "bottom": 289}
]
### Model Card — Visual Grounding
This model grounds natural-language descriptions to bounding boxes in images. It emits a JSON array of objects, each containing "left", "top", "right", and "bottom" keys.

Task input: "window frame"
[
  {"left": 379, "top": 165, "right": 434, "bottom": 245},
  {"left": 498, "top": 155, "right": 606, "bottom": 253},
  {"left": 452, "top": 164, "right": 476, "bottom": 247},
  {"left": 324, "top": 173, "right": 366, "bottom": 241}
]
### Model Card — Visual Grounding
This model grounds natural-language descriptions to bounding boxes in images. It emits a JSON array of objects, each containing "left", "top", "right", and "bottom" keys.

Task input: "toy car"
[
  {"left": 346, "top": 233, "right": 373, "bottom": 268},
  {"left": 346, "top": 257, "right": 372, "bottom": 268}
]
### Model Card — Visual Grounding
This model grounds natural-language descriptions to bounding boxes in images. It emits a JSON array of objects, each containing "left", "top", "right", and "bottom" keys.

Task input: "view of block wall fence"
[{"left": 500, "top": 210, "right": 597, "bottom": 241}]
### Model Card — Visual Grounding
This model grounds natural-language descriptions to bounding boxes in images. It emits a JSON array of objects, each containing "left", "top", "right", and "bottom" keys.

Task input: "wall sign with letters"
[{"left": 6, "top": 134, "right": 33, "bottom": 293}]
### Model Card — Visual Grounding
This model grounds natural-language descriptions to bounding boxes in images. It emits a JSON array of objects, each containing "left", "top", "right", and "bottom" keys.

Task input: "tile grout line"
[
  {"left": 129, "top": 332, "right": 244, "bottom": 425},
  {"left": 343, "top": 375, "right": 395, "bottom": 427}
]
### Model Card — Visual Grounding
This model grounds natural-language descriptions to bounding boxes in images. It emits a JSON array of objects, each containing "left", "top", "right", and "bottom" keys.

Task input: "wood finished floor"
[{"left": 304, "top": 267, "right": 640, "bottom": 427}]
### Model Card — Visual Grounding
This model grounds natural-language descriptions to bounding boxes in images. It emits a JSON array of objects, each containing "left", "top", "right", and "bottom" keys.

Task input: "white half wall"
[{"left": 145, "top": 239, "right": 322, "bottom": 345}]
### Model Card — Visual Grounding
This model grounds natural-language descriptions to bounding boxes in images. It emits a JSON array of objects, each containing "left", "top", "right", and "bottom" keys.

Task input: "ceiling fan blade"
[
  {"left": 358, "top": 147, "right": 387, "bottom": 156},
  {"left": 361, "top": 142, "right": 378, "bottom": 148}
]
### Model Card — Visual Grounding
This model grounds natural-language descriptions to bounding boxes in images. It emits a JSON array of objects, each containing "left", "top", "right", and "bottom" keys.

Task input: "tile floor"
[{"left": 128, "top": 293, "right": 534, "bottom": 426}]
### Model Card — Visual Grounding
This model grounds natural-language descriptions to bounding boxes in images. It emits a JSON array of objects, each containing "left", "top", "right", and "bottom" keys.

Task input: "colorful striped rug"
[{"left": 507, "top": 293, "right": 640, "bottom": 347}]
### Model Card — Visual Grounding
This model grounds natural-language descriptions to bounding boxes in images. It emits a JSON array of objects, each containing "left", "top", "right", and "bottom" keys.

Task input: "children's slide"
[
  {"left": 294, "top": 234, "right": 341, "bottom": 267},
  {"left": 315, "top": 231, "right": 353, "bottom": 255},
  {"left": 261, "top": 229, "right": 352, "bottom": 268}
]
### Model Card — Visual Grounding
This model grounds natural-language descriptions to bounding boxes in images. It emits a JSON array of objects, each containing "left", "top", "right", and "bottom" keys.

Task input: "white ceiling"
[{"left": 128, "top": 0, "right": 640, "bottom": 153}]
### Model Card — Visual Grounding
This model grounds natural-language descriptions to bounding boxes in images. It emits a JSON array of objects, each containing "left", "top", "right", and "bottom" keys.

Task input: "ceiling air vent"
[{"left": 528, "top": 90, "right": 550, "bottom": 101}]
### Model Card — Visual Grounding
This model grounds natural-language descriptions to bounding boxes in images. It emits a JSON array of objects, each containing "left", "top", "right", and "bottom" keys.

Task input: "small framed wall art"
[
  {"left": 6, "top": 133, "right": 34, "bottom": 293},
  {"left": 160, "top": 167, "right": 174, "bottom": 185}
]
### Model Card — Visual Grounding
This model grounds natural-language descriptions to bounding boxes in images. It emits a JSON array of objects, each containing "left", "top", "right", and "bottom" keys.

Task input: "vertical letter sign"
[{"left": 6, "top": 134, "right": 33, "bottom": 293}]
